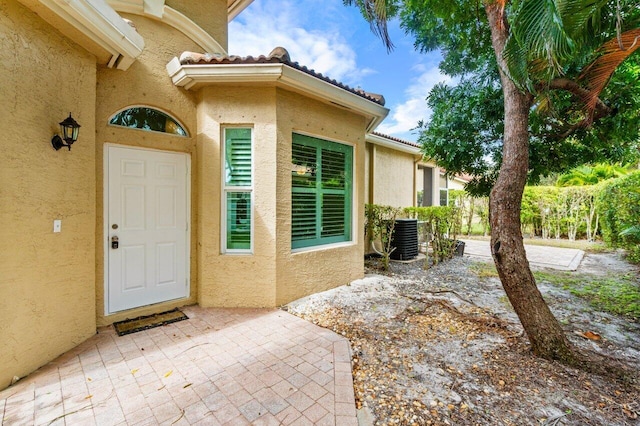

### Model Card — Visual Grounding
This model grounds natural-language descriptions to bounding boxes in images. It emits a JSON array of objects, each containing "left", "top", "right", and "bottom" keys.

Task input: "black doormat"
[{"left": 113, "top": 308, "right": 188, "bottom": 336}]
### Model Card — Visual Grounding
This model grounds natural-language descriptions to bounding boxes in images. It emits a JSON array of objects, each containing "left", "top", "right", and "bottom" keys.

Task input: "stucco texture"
[
  {"left": 197, "top": 86, "right": 278, "bottom": 307},
  {"left": 275, "top": 89, "right": 366, "bottom": 306},
  {"left": 166, "top": 0, "right": 228, "bottom": 50},
  {"left": 0, "top": 0, "right": 97, "bottom": 390},
  {"left": 95, "top": 13, "right": 201, "bottom": 326},
  {"left": 194, "top": 85, "right": 368, "bottom": 308},
  {"left": 370, "top": 145, "right": 416, "bottom": 208}
]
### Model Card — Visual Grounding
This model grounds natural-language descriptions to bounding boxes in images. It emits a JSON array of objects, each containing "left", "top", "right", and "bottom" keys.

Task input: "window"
[
  {"left": 439, "top": 173, "right": 449, "bottom": 206},
  {"left": 291, "top": 134, "right": 353, "bottom": 249},
  {"left": 223, "top": 128, "right": 253, "bottom": 252},
  {"left": 109, "top": 107, "right": 188, "bottom": 136}
]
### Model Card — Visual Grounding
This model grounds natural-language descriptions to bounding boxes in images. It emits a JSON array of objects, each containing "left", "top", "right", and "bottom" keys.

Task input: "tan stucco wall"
[
  {"left": 0, "top": 0, "right": 97, "bottom": 390},
  {"left": 95, "top": 14, "right": 200, "bottom": 326},
  {"left": 194, "top": 85, "right": 368, "bottom": 308},
  {"left": 371, "top": 145, "right": 416, "bottom": 208},
  {"left": 196, "top": 86, "right": 278, "bottom": 307},
  {"left": 166, "top": 0, "right": 228, "bottom": 50},
  {"left": 275, "top": 90, "right": 366, "bottom": 306}
]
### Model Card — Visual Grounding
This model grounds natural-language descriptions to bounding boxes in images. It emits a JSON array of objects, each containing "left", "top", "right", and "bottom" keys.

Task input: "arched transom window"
[{"left": 109, "top": 107, "right": 188, "bottom": 136}]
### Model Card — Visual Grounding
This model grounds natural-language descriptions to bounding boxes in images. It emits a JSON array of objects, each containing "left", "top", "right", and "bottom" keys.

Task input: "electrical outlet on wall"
[{"left": 53, "top": 220, "right": 61, "bottom": 233}]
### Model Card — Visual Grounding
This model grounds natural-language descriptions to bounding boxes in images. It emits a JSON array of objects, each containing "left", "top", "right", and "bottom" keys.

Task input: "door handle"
[{"left": 111, "top": 236, "right": 119, "bottom": 249}]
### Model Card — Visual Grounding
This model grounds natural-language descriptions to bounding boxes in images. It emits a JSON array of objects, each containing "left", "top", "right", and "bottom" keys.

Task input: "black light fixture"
[{"left": 51, "top": 113, "right": 81, "bottom": 151}]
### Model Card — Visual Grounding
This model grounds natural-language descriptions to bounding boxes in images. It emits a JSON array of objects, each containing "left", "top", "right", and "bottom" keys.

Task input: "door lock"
[{"left": 111, "top": 236, "right": 119, "bottom": 249}]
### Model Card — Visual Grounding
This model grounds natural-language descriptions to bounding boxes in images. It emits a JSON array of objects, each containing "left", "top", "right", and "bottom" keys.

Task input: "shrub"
[
  {"left": 365, "top": 204, "right": 401, "bottom": 270},
  {"left": 597, "top": 171, "right": 640, "bottom": 263},
  {"left": 405, "top": 206, "right": 458, "bottom": 268}
]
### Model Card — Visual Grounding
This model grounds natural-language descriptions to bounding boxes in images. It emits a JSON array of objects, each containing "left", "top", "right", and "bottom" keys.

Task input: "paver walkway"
[
  {"left": 0, "top": 307, "right": 357, "bottom": 425},
  {"left": 461, "top": 239, "right": 585, "bottom": 271}
]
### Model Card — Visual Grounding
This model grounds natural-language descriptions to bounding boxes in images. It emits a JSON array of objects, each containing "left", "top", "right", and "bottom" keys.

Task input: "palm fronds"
[{"left": 579, "top": 28, "right": 640, "bottom": 113}]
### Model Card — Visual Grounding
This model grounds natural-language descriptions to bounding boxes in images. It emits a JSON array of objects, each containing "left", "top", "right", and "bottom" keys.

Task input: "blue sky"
[{"left": 228, "top": 0, "right": 453, "bottom": 142}]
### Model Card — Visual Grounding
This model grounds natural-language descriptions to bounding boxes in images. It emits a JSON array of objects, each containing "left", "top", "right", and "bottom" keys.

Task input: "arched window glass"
[{"left": 109, "top": 107, "right": 188, "bottom": 136}]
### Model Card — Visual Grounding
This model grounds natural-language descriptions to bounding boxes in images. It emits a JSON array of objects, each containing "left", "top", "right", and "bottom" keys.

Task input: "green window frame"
[
  {"left": 223, "top": 128, "right": 253, "bottom": 252},
  {"left": 291, "top": 133, "right": 353, "bottom": 249}
]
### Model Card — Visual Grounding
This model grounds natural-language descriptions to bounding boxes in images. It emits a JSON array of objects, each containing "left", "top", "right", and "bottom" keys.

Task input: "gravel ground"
[{"left": 285, "top": 251, "right": 640, "bottom": 426}]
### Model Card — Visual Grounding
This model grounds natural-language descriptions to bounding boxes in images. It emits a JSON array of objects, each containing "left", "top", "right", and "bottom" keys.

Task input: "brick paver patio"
[{"left": 0, "top": 307, "right": 358, "bottom": 425}]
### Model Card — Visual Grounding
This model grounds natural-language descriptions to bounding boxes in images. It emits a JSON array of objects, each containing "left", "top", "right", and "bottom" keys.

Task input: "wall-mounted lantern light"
[{"left": 51, "top": 113, "right": 81, "bottom": 151}]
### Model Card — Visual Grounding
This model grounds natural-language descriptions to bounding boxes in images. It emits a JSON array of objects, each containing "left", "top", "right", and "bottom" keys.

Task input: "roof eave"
[
  {"left": 166, "top": 58, "right": 389, "bottom": 132},
  {"left": 108, "top": 0, "right": 227, "bottom": 55},
  {"left": 228, "top": 0, "right": 253, "bottom": 21},
  {"left": 38, "top": 0, "right": 145, "bottom": 70},
  {"left": 366, "top": 133, "right": 422, "bottom": 155}
]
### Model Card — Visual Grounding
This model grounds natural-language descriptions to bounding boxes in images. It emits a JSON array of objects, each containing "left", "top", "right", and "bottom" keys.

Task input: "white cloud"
[
  {"left": 377, "top": 64, "right": 455, "bottom": 140},
  {"left": 228, "top": 0, "right": 368, "bottom": 84},
  {"left": 229, "top": 0, "right": 454, "bottom": 143}
]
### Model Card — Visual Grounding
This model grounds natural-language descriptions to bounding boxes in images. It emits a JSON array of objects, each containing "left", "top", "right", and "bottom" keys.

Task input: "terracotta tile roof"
[
  {"left": 179, "top": 47, "right": 386, "bottom": 106},
  {"left": 371, "top": 131, "right": 421, "bottom": 149}
]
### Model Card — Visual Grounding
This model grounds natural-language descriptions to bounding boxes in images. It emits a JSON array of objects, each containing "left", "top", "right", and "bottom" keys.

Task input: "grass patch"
[
  {"left": 469, "top": 262, "right": 499, "bottom": 278},
  {"left": 534, "top": 271, "right": 640, "bottom": 320}
]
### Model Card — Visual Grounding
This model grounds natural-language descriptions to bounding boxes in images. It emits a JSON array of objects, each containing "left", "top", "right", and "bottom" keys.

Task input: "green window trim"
[
  {"left": 291, "top": 133, "right": 353, "bottom": 249},
  {"left": 223, "top": 128, "right": 253, "bottom": 252}
]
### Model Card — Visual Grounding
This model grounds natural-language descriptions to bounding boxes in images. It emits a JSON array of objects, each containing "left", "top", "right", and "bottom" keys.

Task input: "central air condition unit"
[{"left": 390, "top": 219, "right": 419, "bottom": 261}]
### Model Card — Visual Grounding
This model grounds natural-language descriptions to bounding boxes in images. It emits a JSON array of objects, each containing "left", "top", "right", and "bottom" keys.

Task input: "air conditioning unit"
[{"left": 390, "top": 219, "right": 419, "bottom": 260}]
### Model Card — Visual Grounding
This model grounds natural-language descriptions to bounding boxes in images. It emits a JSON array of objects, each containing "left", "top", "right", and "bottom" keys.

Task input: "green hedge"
[
  {"left": 597, "top": 171, "right": 640, "bottom": 262},
  {"left": 404, "top": 206, "right": 459, "bottom": 267}
]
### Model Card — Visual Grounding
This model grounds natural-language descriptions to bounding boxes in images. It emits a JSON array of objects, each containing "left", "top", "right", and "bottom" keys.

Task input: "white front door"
[{"left": 106, "top": 146, "right": 189, "bottom": 314}]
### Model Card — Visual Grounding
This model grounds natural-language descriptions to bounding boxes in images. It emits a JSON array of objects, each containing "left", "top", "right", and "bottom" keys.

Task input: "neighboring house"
[
  {"left": 1, "top": 0, "right": 391, "bottom": 390},
  {"left": 366, "top": 132, "right": 469, "bottom": 208}
]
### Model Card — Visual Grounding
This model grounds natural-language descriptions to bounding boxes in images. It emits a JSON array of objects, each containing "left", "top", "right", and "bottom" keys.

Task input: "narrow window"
[
  {"left": 109, "top": 107, "right": 188, "bottom": 136},
  {"left": 223, "top": 128, "right": 253, "bottom": 252},
  {"left": 291, "top": 134, "right": 353, "bottom": 249},
  {"left": 439, "top": 173, "right": 449, "bottom": 206}
]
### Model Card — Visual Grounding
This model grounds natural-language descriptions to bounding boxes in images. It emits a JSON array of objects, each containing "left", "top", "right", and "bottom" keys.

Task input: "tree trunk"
[
  {"left": 466, "top": 197, "right": 475, "bottom": 235},
  {"left": 484, "top": 2, "right": 576, "bottom": 362}
]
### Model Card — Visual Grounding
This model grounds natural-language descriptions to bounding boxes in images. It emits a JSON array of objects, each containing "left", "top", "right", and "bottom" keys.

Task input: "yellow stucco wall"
[
  {"left": 275, "top": 90, "right": 366, "bottom": 306},
  {"left": 194, "top": 85, "right": 368, "bottom": 308},
  {"left": 196, "top": 86, "right": 278, "bottom": 307},
  {"left": 166, "top": 0, "right": 228, "bottom": 50},
  {"left": 0, "top": 0, "right": 97, "bottom": 390},
  {"left": 95, "top": 14, "right": 201, "bottom": 326},
  {"left": 0, "top": 0, "right": 377, "bottom": 390},
  {"left": 371, "top": 145, "right": 416, "bottom": 208}
]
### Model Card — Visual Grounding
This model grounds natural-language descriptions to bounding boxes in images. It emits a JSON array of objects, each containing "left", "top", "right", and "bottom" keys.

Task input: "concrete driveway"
[{"left": 460, "top": 239, "right": 585, "bottom": 271}]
